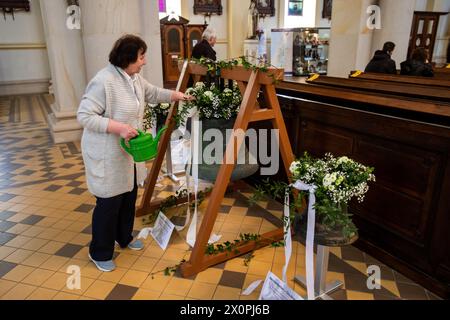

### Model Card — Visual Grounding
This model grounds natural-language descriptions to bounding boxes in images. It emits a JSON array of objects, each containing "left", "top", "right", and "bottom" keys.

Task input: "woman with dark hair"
[
  {"left": 77, "top": 34, "right": 193, "bottom": 272},
  {"left": 400, "top": 47, "right": 434, "bottom": 77}
]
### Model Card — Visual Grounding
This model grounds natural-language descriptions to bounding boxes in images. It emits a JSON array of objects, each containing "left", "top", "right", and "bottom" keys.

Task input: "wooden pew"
[
  {"left": 349, "top": 71, "right": 450, "bottom": 88},
  {"left": 433, "top": 67, "right": 450, "bottom": 81},
  {"left": 305, "top": 74, "right": 450, "bottom": 102},
  {"left": 273, "top": 79, "right": 450, "bottom": 298}
]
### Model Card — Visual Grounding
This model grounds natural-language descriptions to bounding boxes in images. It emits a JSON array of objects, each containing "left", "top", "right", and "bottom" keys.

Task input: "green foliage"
[
  {"left": 163, "top": 266, "right": 177, "bottom": 276},
  {"left": 143, "top": 101, "right": 192, "bottom": 132},
  {"left": 205, "top": 233, "right": 261, "bottom": 255},
  {"left": 191, "top": 56, "right": 280, "bottom": 85},
  {"left": 151, "top": 259, "right": 186, "bottom": 278},
  {"left": 270, "top": 240, "right": 285, "bottom": 248},
  {"left": 205, "top": 233, "right": 287, "bottom": 256},
  {"left": 247, "top": 178, "right": 303, "bottom": 224},
  {"left": 243, "top": 252, "right": 255, "bottom": 266},
  {"left": 142, "top": 187, "right": 212, "bottom": 226}
]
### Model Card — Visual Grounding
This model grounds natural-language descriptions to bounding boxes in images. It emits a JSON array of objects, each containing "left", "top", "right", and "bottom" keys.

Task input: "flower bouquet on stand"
[
  {"left": 289, "top": 152, "right": 376, "bottom": 246},
  {"left": 183, "top": 81, "right": 242, "bottom": 121},
  {"left": 182, "top": 81, "right": 259, "bottom": 181}
]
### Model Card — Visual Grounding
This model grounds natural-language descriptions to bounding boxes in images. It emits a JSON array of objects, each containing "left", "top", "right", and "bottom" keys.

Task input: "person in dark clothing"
[
  {"left": 400, "top": 47, "right": 434, "bottom": 77},
  {"left": 192, "top": 27, "right": 217, "bottom": 61},
  {"left": 365, "top": 41, "right": 397, "bottom": 74}
]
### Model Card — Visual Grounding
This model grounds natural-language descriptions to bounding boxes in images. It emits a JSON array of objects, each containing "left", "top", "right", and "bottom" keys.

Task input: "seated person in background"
[
  {"left": 400, "top": 48, "right": 434, "bottom": 77},
  {"left": 192, "top": 27, "right": 217, "bottom": 61},
  {"left": 365, "top": 41, "right": 397, "bottom": 74}
]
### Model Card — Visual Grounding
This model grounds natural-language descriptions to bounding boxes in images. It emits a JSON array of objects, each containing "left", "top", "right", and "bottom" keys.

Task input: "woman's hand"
[
  {"left": 107, "top": 120, "right": 138, "bottom": 144},
  {"left": 119, "top": 123, "right": 138, "bottom": 142},
  {"left": 171, "top": 91, "right": 195, "bottom": 102}
]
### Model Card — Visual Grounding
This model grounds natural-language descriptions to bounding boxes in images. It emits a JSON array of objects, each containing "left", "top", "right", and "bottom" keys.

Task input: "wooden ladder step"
[{"left": 250, "top": 109, "right": 275, "bottom": 122}]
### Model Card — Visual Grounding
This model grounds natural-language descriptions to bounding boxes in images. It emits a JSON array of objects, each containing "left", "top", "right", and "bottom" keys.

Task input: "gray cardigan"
[{"left": 77, "top": 64, "right": 172, "bottom": 198}]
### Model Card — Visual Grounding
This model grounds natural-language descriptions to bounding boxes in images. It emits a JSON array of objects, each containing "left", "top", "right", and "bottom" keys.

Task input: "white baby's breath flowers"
[
  {"left": 289, "top": 161, "right": 300, "bottom": 175},
  {"left": 337, "top": 156, "right": 351, "bottom": 164},
  {"left": 204, "top": 91, "right": 214, "bottom": 100},
  {"left": 195, "top": 81, "right": 205, "bottom": 89}
]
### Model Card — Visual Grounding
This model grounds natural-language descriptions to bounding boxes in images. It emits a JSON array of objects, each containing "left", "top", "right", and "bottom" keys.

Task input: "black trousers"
[{"left": 89, "top": 170, "right": 137, "bottom": 261}]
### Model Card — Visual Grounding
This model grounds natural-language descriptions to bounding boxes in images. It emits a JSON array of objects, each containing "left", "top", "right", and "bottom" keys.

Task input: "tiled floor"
[{"left": 0, "top": 94, "right": 442, "bottom": 300}]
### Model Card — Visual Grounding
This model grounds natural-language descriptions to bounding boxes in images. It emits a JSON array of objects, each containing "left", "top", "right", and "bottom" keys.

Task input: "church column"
[
  {"left": 79, "top": 0, "right": 143, "bottom": 81},
  {"left": 327, "top": 0, "right": 377, "bottom": 77},
  {"left": 139, "top": 0, "right": 165, "bottom": 88},
  {"left": 40, "top": 0, "right": 87, "bottom": 143},
  {"left": 371, "top": 0, "right": 415, "bottom": 67},
  {"left": 432, "top": 0, "right": 449, "bottom": 66}
]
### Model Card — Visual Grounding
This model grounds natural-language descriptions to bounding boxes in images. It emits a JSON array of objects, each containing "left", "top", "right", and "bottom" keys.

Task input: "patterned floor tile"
[
  {"left": 0, "top": 232, "right": 17, "bottom": 245},
  {"left": 54, "top": 244, "right": 84, "bottom": 258},
  {"left": 0, "top": 94, "right": 442, "bottom": 301},
  {"left": 105, "top": 284, "right": 139, "bottom": 300}
]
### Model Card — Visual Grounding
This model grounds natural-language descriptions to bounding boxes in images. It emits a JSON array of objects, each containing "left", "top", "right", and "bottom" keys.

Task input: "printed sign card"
[
  {"left": 150, "top": 212, "right": 175, "bottom": 250},
  {"left": 259, "top": 272, "right": 303, "bottom": 300}
]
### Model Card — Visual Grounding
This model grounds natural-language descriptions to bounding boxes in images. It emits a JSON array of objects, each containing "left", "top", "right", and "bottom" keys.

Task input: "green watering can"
[{"left": 120, "top": 126, "right": 167, "bottom": 162}]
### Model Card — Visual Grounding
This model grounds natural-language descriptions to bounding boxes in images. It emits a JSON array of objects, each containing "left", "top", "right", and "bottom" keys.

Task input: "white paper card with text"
[
  {"left": 259, "top": 272, "right": 303, "bottom": 300},
  {"left": 150, "top": 212, "right": 175, "bottom": 251}
]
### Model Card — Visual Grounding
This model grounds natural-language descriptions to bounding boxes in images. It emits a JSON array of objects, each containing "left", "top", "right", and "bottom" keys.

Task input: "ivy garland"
[
  {"left": 205, "top": 233, "right": 286, "bottom": 257},
  {"left": 142, "top": 187, "right": 212, "bottom": 226},
  {"left": 190, "top": 56, "right": 281, "bottom": 85}
]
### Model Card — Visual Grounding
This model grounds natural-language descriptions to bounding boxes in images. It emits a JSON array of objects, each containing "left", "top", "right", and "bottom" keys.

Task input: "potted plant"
[
  {"left": 182, "top": 81, "right": 259, "bottom": 181},
  {"left": 289, "top": 152, "right": 376, "bottom": 246}
]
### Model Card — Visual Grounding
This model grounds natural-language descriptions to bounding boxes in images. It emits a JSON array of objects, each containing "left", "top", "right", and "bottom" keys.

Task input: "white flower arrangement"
[
  {"left": 290, "top": 152, "right": 376, "bottom": 236},
  {"left": 183, "top": 81, "right": 242, "bottom": 120}
]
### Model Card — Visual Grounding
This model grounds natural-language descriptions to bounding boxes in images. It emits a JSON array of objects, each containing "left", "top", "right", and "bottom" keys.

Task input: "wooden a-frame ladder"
[{"left": 136, "top": 61, "right": 295, "bottom": 277}]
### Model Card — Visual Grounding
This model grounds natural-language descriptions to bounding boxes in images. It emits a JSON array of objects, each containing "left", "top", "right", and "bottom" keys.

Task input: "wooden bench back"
[
  {"left": 349, "top": 71, "right": 450, "bottom": 88},
  {"left": 307, "top": 74, "right": 450, "bottom": 102}
]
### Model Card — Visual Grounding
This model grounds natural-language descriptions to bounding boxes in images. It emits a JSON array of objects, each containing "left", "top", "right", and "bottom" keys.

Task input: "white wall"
[
  {"left": 327, "top": 0, "right": 377, "bottom": 77},
  {"left": 415, "top": 0, "right": 428, "bottom": 11},
  {"left": 159, "top": 0, "right": 182, "bottom": 19},
  {"left": 80, "top": 0, "right": 144, "bottom": 80},
  {"left": 315, "top": 0, "right": 332, "bottom": 28},
  {"left": 257, "top": 0, "right": 280, "bottom": 39},
  {"left": 371, "top": 0, "right": 416, "bottom": 65},
  {"left": 141, "top": 0, "right": 165, "bottom": 88},
  {"left": 0, "top": 0, "right": 50, "bottom": 84},
  {"left": 180, "top": 0, "right": 280, "bottom": 59},
  {"left": 182, "top": 0, "right": 229, "bottom": 60},
  {"left": 432, "top": 0, "right": 450, "bottom": 66}
]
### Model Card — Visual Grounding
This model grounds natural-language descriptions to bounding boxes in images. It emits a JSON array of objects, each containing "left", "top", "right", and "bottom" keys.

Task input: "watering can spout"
[{"left": 155, "top": 125, "right": 167, "bottom": 142}]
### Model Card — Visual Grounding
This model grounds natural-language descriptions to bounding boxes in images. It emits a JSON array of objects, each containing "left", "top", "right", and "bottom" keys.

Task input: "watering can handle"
[{"left": 120, "top": 129, "right": 141, "bottom": 154}]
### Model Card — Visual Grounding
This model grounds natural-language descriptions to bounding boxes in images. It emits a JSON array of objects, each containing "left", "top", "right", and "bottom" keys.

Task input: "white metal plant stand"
[{"left": 294, "top": 244, "right": 343, "bottom": 300}]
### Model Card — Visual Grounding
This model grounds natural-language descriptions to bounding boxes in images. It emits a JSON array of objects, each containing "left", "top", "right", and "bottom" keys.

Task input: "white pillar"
[
  {"left": 79, "top": 0, "right": 142, "bottom": 81},
  {"left": 139, "top": 0, "right": 164, "bottom": 88},
  {"left": 432, "top": 0, "right": 450, "bottom": 66},
  {"left": 327, "top": 0, "right": 377, "bottom": 77},
  {"left": 40, "top": 0, "right": 87, "bottom": 143},
  {"left": 371, "top": 0, "right": 415, "bottom": 68}
]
